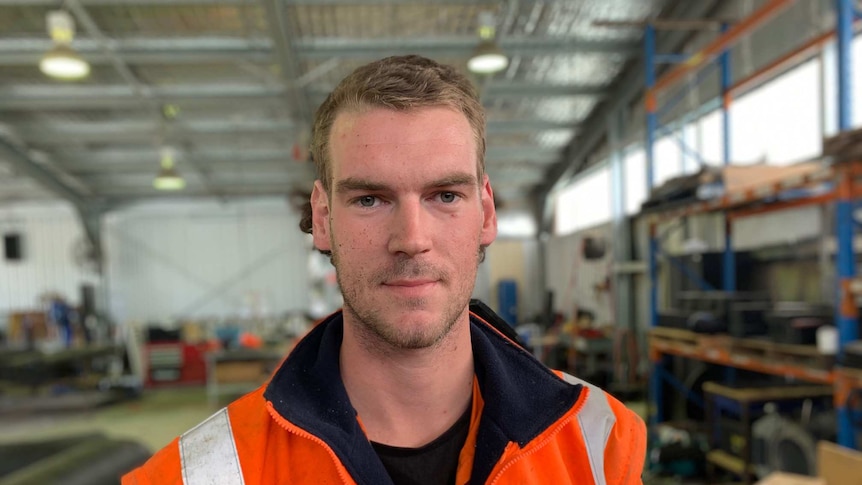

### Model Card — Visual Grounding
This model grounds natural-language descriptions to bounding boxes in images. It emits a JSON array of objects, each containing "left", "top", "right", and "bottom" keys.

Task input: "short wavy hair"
[{"left": 299, "top": 55, "right": 486, "bottom": 235}]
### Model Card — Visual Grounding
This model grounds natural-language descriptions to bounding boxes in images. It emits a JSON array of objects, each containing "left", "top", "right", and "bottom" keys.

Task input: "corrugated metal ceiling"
[{"left": 0, "top": 0, "right": 674, "bottom": 213}]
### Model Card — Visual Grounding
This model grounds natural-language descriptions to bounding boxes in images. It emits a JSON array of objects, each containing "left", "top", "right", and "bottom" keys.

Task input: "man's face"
[{"left": 311, "top": 106, "right": 497, "bottom": 350}]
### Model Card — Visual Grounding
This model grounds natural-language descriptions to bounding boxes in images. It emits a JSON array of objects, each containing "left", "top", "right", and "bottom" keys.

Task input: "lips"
[
  {"left": 382, "top": 278, "right": 439, "bottom": 297},
  {"left": 384, "top": 279, "right": 437, "bottom": 287}
]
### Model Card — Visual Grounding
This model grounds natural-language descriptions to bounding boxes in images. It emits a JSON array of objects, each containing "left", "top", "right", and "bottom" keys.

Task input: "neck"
[{"left": 339, "top": 312, "right": 474, "bottom": 448}]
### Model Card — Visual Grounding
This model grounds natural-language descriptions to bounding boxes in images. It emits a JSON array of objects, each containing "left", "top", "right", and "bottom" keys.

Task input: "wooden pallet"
[
  {"left": 731, "top": 339, "right": 834, "bottom": 371},
  {"left": 650, "top": 327, "right": 732, "bottom": 352},
  {"left": 649, "top": 327, "right": 837, "bottom": 383}
]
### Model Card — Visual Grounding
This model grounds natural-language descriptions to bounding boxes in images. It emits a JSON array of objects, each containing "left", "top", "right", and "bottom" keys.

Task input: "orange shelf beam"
[
  {"left": 728, "top": 192, "right": 837, "bottom": 220},
  {"left": 649, "top": 339, "right": 834, "bottom": 384},
  {"left": 730, "top": 29, "right": 834, "bottom": 98},
  {"left": 649, "top": 0, "right": 796, "bottom": 97},
  {"left": 646, "top": 162, "right": 862, "bottom": 224}
]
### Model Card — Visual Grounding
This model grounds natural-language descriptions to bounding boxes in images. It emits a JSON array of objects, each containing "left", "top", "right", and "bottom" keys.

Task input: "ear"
[
  {"left": 479, "top": 174, "right": 497, "bottom": 246},
  {"left": 311, "top": 180, "right": 332, "bottom": 252}
]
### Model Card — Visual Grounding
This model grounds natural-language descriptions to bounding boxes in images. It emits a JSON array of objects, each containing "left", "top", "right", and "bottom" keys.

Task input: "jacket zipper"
[
  {"left": 265, "top": 401, "right": 356, "bottom": 485},
  {"left": 486, "top": 387, "right": 590, "bottom": 485}
]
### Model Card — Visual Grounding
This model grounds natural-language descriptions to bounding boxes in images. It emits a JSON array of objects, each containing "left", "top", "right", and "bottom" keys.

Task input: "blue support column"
[
  {"left": 649, "top": 226, "right": 663, "bottom": 424},
  {"left": 644, "top": 24, "right": 664, "bottom": 425},
  {"left": 720, "top": 24, "right": 738, "bottom": 385},
  {"left": 646, "top": 24, "right": 658, "bottom": 191},
  {"left": 720, "top": 23, "right": 736, "bottom": 295},
  {"left": 838, "top": 0, "right": 853, "bottom": 131},
  {"left": 836, "top": 0, "right": 858, "bottom": 450}
]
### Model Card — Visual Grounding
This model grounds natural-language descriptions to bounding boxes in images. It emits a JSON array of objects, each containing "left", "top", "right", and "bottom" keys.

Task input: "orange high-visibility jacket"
[{"left": 124, "top": 308, "right": 646, "bottom": 485}]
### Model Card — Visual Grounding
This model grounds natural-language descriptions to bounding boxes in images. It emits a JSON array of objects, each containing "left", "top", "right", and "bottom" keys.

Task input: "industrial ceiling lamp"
[
  {"left": 40, "top": 10, "right": 90, "bottom": 80},
  {"left": 467, "top": 11, "right": 508, "bottom": 75},
  {"left": 153, "top": 147, "right": 186, "bottom": 191}
]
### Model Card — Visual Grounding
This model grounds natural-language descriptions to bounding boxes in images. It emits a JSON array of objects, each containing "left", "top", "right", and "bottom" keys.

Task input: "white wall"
[
  {"left": 544, "top": 223, "right": 614, "bottom": 325},
  {"left": 0, "top": 201, "right": 99, "bottom": 315},
  {"left": 104, "top": 198, "right": 311, "bottom": 324},
  {"left": 485, "top": 238, "right": 543, "bottom": 323}
]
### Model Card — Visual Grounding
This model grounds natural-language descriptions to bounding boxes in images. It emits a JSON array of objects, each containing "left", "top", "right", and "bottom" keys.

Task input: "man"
[{"left": 124, "top": 55, "right": 646, "bottom": 485}]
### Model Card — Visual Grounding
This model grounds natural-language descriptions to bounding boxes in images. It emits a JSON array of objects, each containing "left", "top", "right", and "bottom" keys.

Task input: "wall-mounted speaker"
[{"left": 3, "top": 233, "right": 22, "bottom": 261}]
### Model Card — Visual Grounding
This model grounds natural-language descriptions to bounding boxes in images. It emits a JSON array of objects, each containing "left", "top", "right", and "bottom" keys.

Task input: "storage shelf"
[
  {"left": 649, "top": 329, "right": 862, "bottom": 409},
  {"left": 645, "top": 162, "right": 861, "bottom": 224},
  {"left": 649, "top": 328, "right": 834, "bottom": 384},
  {"left": 706, "top": 450, "right": 756, "bottom": 476}
]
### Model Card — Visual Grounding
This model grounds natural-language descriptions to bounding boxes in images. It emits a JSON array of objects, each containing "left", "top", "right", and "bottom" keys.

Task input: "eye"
[
  {"left": 439, "top": 192, "right": 457, "bottom": 203},
  {"left": 358, "top": 195, "right": 377, "bottom": 207}
]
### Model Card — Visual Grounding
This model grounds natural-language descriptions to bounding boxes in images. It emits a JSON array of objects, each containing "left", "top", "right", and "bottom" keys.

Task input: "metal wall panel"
[
  {"left": 0, "top": 202, "right": 98, "bottom": 314},
  {"left": 104, "top": 198, "right": 311, "bottom": 323}
]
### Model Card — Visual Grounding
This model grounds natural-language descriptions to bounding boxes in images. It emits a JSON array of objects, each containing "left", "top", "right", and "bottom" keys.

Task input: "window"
[
  {"left": 554, "top": 164, "right": 611, "bottom": 235},
  {"left": 624, "top": 148, "right": 647, "bottom": 215},
  {"left": 730, "top": 59, "right": 820, "bottom": 165}
]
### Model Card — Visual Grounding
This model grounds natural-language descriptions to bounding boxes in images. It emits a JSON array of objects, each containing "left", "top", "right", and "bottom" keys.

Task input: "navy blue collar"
[{"left": 264, "top": 309, "right": 582, "bottom": 485}]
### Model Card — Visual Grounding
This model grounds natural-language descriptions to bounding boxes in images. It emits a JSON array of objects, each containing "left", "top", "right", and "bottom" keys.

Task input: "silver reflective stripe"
[
  {"left": 179, "top": 407, "right": 246, "bottom": 485},
  {"left": 562, "top": 372, "right": 615, "bottom": 485}
]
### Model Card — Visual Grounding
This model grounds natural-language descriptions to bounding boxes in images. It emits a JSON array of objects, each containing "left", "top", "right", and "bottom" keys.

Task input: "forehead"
[{"left": 328, "top": 106, "right": 476, "bottom": 179}]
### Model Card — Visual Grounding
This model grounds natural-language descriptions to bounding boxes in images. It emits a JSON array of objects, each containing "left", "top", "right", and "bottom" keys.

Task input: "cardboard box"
[
  {"left": 213, "top": 360, "right": 267, "bottom": 383},
  {"left": 756, "top": 473, "right": 825, "bottom": 485},
  {"left": 818, "top": 441, "right": 862, "bottom": 485}
]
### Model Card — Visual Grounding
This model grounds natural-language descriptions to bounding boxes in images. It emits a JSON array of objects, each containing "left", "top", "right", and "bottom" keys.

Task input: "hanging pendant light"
[
  {"left": 153, "top": 147, "right": 186, "bottom": 191},
  {"left": 40, "top": 10, "right": 90, "bottom": 81},
  {"left": 468, "top": 11, "right": 508, "bottom": 75}
]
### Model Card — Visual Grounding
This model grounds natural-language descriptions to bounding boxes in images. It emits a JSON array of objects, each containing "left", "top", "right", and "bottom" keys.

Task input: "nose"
[{"left": 387, "top": 199, "right": 432, "bottom": 257}]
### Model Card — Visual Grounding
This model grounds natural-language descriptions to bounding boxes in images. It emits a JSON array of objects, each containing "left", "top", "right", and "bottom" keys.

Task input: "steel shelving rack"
[{"left": 644, "top": 0, "right": 862, "bottom": 450}]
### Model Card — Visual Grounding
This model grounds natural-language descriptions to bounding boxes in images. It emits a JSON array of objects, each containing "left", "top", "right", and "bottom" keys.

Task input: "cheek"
[{"left": 332, "top": 217, "right": 377, "bottom": 253}]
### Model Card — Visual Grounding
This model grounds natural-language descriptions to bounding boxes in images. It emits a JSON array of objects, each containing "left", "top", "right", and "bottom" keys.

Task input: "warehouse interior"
[{"left": 2, "top": 0, "right": 862, "bottom": 483}]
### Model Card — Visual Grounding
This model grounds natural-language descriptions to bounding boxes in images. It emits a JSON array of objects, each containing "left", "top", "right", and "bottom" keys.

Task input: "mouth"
[
  {"left": 382, "top": 279, "right": 439, "bottom": 296},
  {"left": 384, "top": 279, "right": 437, "bottom": 287}
]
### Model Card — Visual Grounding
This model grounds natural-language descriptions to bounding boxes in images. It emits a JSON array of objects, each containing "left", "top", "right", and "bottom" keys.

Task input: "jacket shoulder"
[
  {"left": 122, "top": 385, "right": 270, "bottom": 485},
  {"left": 558, "top": 372, "right": 646, "bottom": 485},
  {"left": 603, "top": 391, "right": 647, "bottom": 485}
]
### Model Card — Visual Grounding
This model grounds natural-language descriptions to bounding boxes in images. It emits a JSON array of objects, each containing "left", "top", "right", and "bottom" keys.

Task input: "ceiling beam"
[
  {"left": 13, "top": 119, "right": 299, "bottom": 145},
  {"left": 93, "top": 184, "right": 311, "bottom": 198},
  {"left": 0, "top": 135, "right": 106, "bottom": 261},
  {"left": 535, "top": 0, "right": 725, "bottom": 228},
  {"left": 55, "top": 145, "right": 559, "bottom": 169},
  {"left": 0, "top": 0, "right": 501, "bottom": 5},
  {"left": 0, "top": 137, "right": 89, "bottom": 207},
  {"left": 12, "top": 118, "right": 565, "bottom": 145},
  {"left": 0, "top": 82, "right": 605, "bottom": 110},
  {"left": 0, "top": 36, "right": 638, "bottom": 66},
  {"left": 482, "top": 82, "right": 607, "bottom": 98},
  {"left": 295, "top": 37, "right": 639, "bottom": 58},
  {"left": 260, "top": 0, "right": 313, "bottom": 126}
]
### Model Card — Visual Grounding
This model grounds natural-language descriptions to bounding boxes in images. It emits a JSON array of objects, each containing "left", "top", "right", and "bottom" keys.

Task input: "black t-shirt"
[{"left": 371, "top": 406, "right": 472, "bottom": 485}]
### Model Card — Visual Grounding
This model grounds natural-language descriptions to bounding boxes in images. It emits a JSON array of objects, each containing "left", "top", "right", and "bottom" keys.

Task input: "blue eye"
[
  {"left": 440, "top": 192, "right": 456, "bottom": 203},
  {"left": 358, "top": 196, "right": 377, "bottom": 207}
]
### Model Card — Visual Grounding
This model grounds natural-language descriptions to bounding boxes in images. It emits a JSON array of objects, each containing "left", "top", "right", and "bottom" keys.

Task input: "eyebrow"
[{"left": 334, "top": 173, "right": 478, "bottom": 194}]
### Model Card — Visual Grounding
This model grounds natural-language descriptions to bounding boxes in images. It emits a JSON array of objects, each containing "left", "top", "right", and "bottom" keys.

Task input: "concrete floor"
[{"left": 0, "top": 387, "right": 215, "bottom": 453}]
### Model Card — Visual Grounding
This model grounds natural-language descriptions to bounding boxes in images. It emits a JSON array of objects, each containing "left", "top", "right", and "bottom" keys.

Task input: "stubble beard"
[{"left": 331, "top": 246, "right": 483, "bottom": 352}]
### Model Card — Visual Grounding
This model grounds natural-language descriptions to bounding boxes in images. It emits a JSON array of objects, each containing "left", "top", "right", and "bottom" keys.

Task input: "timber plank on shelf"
[{"left": 648, "top": 328, "right": 835, "bottom": 384}]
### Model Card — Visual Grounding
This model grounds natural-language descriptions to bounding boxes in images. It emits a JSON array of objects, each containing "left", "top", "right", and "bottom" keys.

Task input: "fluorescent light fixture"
[
  {"left": 153, "top": 147, "right": 186, "bottom": 191},
  {"left": 468, "top": 11, "right": 508, "bottom": 75},
  {"left": 40, "top": 44, "right": 90, "bottom": 80},
  {"left": 40, "top": 10, "right": 90, "bottom": 81},
  {"left": 468, "top": 41, "right": 509, "bottom": 74}
]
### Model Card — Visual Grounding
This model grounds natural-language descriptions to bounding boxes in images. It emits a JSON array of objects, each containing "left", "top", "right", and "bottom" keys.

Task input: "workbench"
[{"left": 703, "top": 382, "right": 834, "bottom": 485}]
